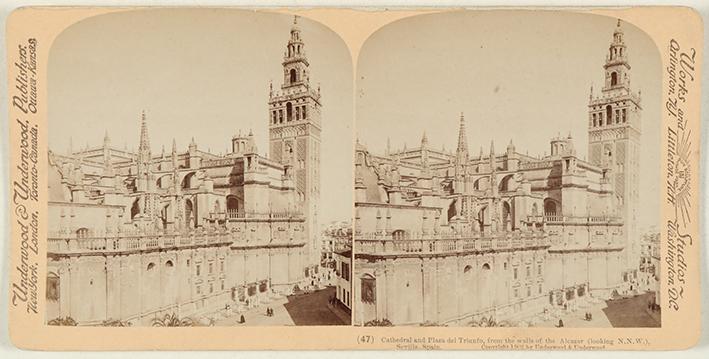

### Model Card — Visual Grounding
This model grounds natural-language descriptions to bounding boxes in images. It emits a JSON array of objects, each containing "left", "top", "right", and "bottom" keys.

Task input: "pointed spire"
[
  {"left": 139, "top": 110, "right": 150, "bottom": 154},
  {"left": 489, "top": 140, "right": 497, "bottom": 173},
  {"left": 172, "top": 138, "right": 177, "bottom": 153},
  {"left": 456, "top": 112, "right": 468, "bottom": 155},
  {"left": 68, "top": 136, "right": 73, "bottom": 155},
  {"left": 103, "top": 130, "right": 110, "bottom": 146},
  {"left": 589, "top": 83, "right": 594, "bottom": 100},
  {"left": 421, "top": 131, "right": 429, "bottom": 148}
]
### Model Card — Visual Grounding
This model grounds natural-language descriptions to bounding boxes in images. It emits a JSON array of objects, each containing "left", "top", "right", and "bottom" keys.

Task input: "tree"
[
  {"left": 151, "top": 313, "right": 193, "bottom": 327},
  {"left": 364, "top": 318, "right": 393, "bottom": 327},
  {"left": 48, "top": 317, "right": 78, "bottom": 326}
]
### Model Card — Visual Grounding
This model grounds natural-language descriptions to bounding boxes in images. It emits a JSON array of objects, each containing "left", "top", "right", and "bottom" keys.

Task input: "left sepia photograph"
[{"left": 44, "top": 9, "right": 353, "bottom": 327}]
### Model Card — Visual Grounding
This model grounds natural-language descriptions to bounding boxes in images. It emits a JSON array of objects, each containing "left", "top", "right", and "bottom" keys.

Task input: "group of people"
[
  {"left": 265, "top": 307, "right": 275, "bottom": 317},
  {"left": 556, "top": 311, "right": 593, "bottom": 327},
  {"left": 648, "top": 299, "right": 660, "bottom": 312}
]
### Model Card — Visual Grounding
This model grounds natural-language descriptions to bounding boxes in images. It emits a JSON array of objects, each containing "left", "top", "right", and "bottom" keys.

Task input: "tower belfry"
[
  {"left": 268, "top": 15, "right": 322, "bottom": 274},
  {"left": 587, "top": 19, "right": 642, "bottom": 275}
]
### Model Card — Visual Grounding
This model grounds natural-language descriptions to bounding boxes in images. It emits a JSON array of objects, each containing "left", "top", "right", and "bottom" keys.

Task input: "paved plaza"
[
  {"left": 213, "top": 286, "right": 347, "bottom": 326},
  {"left": 538, "top": 291, "right": 660, "bottom": 328}
]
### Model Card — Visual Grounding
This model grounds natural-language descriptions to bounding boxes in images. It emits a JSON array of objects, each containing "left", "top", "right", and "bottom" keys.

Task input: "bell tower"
[
  {"left": 587, "top": 20, "right": 642, "bottom": 275},
  {"left": 268, "top": 16, "right": 322, "bottom": 273}
]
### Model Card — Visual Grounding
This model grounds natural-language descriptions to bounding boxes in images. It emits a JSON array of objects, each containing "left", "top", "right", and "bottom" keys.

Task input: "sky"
[
  {"left": 48, "top": 9, "right": 353, "bottom": 226},
  {"left": 356, "top": 11, "right": 661, "bottom": 231}
]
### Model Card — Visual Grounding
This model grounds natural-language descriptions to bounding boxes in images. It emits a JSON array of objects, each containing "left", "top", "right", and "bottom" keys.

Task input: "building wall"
[{"left": 354, "top": 248, "right": 549, "bottom": 326}]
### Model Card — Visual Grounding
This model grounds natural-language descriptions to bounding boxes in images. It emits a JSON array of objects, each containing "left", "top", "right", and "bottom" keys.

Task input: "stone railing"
[
  {"left": 354, "top": 232, "right": 548, "bottom": 256},
  {"left": 47, "top": 225, "right": 304, "bottom": 254},
  {"left": 201, "top": 157, "right": 239, "bottom": 168},
  {"left": 519, "top": 161, "right": 555, "bottom": 170},
  {"left": 220, "top": 210, "right": 304, "bottom": 220},
  {"left": 526, "top": 215, "right": 620, "bottom": 225},
  {"left": 47, "top": 230, "right": 236, "bottom": 255}
]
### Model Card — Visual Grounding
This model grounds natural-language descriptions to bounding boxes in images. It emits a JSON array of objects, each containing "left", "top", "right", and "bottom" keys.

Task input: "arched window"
[
  {"left": 361, "top": 274, "right": 376, "bottom": 304},
  {"left": 531, "top": 203, "right": 539, "bottom": 217},
  {"left": 76, "top": 228, "right": 89, "bottom": 238},
  {"left": 392, "top": 229, "right": 405, "bottom": 240},
  {"left": 482, "top": 263, "right": 491, "bottom": 270},
  {"left": 606, "top": 105, "right": 613, "bottom": 125},
  {"left": 447, "top": 200, "right": 457, "bottom": 221},
  {"left": 165, "top": 260, "right": 174, "bottom": 268},
  {"left": 301, "top": 106, "right": 307, "bottom": 119},
  {"left": 286, "top": 102, "right": 293, "bottom": 121},
  {"left": 463, "top": 265, "right": 472, "bottom": 273},
  {"left": 611, "top": 72, "right": 618, "bottom": 86},
  {"left": 185, "top": 199, "right": 194, "bottom": 228},
  {"left": 161, "top": 204, "right": 169, "bottom": 229},
  {"left": 289, "top": 69, "right": 297, "bottom": 83},
  {"left": 227, "top": 195, "right": 240, "bottom": 215},
  {"left": 502, "top": 201, "right": 512, "bottom": 230},
  {"left": 147, "top": 262, "right": 156, "bottom": 271},
  {"left": 478, "top": 206, "right": 487, "bottom": 230},
  {"left": 130, "top": 198, "right": 140, "bottom": 220},
  {"left": 544, "top": 199, "right": 558, "bottom": 216},
  {"left": 47, "top": 272, "right": 60, "bottom": 301}
]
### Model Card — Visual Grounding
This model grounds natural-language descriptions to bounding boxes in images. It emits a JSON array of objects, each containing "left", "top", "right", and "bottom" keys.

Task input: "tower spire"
[
  {"left": 456, "top": 112, "right": 468, "bottom": 156},
  {"left": 139, "top": 110, "right": 150, "bottom": 154}
]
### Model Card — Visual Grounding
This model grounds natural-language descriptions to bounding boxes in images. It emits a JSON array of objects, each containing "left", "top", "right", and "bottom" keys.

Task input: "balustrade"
[
  {"left": 47, "top": 230, "right": 235, "bottom": 255},
  {"left": 355, "top": 231, "right": 548, "bottom": 256}
]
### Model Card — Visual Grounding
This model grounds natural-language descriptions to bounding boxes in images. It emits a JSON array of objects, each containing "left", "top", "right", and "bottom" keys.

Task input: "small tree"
[
  {"left": 364, "top": 319, "right": 393, "bottom": 327},
  {"left": 48, "top": 317, "right": 78, "bottom": 326},
  {"left": 151, "top": 313, "right": 193, "bottom": 327},
  {"left": 102, "top": 319, "right": 132, "bottom": 327}
]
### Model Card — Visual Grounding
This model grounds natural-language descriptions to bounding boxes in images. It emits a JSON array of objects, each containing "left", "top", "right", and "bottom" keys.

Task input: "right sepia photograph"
[{"left": 353, "top": 11, "right": 661, "bottom": 328}]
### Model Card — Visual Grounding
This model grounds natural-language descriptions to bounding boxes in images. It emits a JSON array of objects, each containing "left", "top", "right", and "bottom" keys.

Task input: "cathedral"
[
  {"left": 46, "top": 16, "right": 323, "bottom": 325},
  {"left": 353, "top": 20, "right": 642, "bottom": 326}
]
